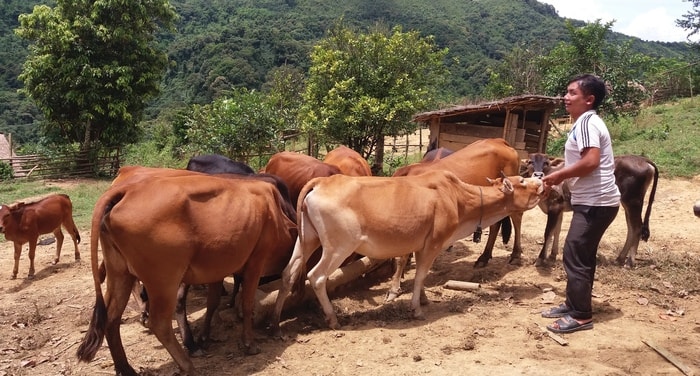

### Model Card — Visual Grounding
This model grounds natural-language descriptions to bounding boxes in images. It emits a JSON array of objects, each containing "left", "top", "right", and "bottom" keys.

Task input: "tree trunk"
[
  {"left": 372, "top": 134, "right": 384, "bottom": 175},
  {"left": 82, "top": 119, "right": 92, "bottom": 151}
]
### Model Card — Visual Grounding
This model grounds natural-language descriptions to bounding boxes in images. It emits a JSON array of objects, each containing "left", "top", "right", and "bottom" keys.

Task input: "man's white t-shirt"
[{"left": 564, "top": 110, "right": 620, "bottom": 206}]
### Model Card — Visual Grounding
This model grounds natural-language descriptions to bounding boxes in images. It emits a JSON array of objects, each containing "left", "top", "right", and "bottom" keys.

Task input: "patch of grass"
[{"left": 609, "top": 97, "right": 700, "bottom": 178}]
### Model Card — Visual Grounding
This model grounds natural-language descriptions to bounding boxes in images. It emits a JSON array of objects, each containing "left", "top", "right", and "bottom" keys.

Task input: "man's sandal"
[
  {"left": 546, "top": 314, "right": 593, "bottom": 334},
  {"left": 541, "top": 303, "right": 570, "bottom": 318}
]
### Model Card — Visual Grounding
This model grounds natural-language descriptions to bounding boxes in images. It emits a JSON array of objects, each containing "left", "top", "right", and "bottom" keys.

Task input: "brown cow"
[
  {"left": 270, "top": 171, "right": 543, "bottom": 334},
  {"left": 0, "top": 194, "right": 80, "bottom": 279},
  {"left": 264, "top": 151, "right": 341, "bottom": 205},
  {"left": 76, "top": 174, "right": 297, "bottom": 375},
  {"left": 392, "top": 146, "right": 454, "bottom": 176},
  {"left": 323, "top": 145, "right": 372, "bottom": 177},
  {"left": 108, "top": 166, "right": 297, "bottom": 354},
  {"left": 525, "top": 153, "right": 658, "bottom": 268}
]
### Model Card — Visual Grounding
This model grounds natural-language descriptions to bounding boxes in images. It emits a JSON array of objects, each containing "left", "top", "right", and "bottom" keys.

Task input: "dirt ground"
[{"left": 1, "top": 175, "right": 699, "bottom": 376}]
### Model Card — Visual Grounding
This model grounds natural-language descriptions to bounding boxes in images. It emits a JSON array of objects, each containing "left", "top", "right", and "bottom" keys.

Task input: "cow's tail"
[
  {"left": 641, "top": 159, "right": 659, "bottom": 242},
  {"left": 291, "top": 178, "right": 323, "bottom": 295},
  {"left": 76, "top": 187, "right": 125, "bottom": 362}
]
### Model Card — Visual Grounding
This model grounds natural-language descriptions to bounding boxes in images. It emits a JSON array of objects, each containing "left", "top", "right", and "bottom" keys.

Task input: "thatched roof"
[
  {"left": 0, "top": 133, "right": 13, "bottom": 159},
  {"left": 412, "top": 95, "right": 563, "bottom": 123}
]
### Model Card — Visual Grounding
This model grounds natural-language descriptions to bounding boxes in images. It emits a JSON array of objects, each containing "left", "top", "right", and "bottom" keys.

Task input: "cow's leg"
[
  {"left": 11, "top": 242, "right": 22, "bottom": 279},
  {"left": 238, "top": 252, "right": 268, "bottom": 355},
  {"left": 617, "top": 204, "right": 642, "bottom": 268},
  {"left": 306, "top": 246, "right": 355, "bottom": 330},
  {"left": 386, "top": 255, "right": 409, "bottom": 302},
  {"left": 27, "top": 237, "right": 38, "bottom": 278},
  {"left": 536, "top": 210, "right": 562, "bottom": 267},
  {"left": 52, "top": 228, "right": 64, "bottom": 265},
  {"left": 410, "top": 247, "right": 441, "bottom": 319},
  {"left": 144, "top": 282, "right": 196, "bottom": 374},
  {"left": 197, "top": 281, "right": 224, "bottom": 351},
  {"left": 103, "top": 271, "right": 139, "bottom": 376},
  {"left": 473, "top": 222, "right": 501, "bottom": 268},
  {"left": 64, "top": 218, "right": 81, "bottom": 261},
  {"left": 174, "top": 283, "right": 200, "bottom": 355},
  {"left": 549, "top": 212, "right": 564, "bottom": 262},
  {"left": 507, "top": 211, "right": 525, "bottom": 265},
  {"left": 130, "top": 281, "right": 148, "bottom": 327},
  {"left": 271, "top": 235, "right": 320, "bottom": 338}
]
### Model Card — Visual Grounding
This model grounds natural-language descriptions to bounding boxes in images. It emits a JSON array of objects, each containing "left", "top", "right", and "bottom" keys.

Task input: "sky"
[{"left": 539, "top": 0, "right": 697, "bottom": 43}]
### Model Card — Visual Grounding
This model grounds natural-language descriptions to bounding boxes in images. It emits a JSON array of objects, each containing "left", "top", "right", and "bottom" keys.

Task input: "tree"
[
  {"left": 677, "top": 0, "right": 700, "bottom": 41},
  {"left": 182, "top": 88, "right": 286, "bottom": 162},
  {"left": 538, "top": 20, "right": 648, "bottom": 118},
  {"left": 300, "top": 23, "right": 448, "bottom": 172},
  {"left": 15, "top": 0, "right": 177, "bottom": 150}
]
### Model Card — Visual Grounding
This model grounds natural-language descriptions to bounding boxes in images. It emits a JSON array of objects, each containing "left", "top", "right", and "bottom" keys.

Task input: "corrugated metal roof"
[{"left": 412, "top": 95, "right": 563, "bottom": 122}]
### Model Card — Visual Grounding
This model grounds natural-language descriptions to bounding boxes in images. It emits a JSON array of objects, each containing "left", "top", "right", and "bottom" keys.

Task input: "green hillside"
[{"left": 0, "top": 0, "right": 695, "bottom": 143}]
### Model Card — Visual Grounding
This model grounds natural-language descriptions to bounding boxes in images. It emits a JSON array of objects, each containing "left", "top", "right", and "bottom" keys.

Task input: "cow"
[
  {"left": 387, "top": 138, "right": 523, "bottom": 301},
  {"left": 109, "top": 166, "right": 297, "bottom": 354},
  {"left": 76, "top": 174, "right": 298, "bottom": 376},
  {"left": 263, "top": 151, "right": 342, "bottom": 205},
  {"left": 269, "top": 171, "right": 543, "bottom": 335},
  {"left": 323, "top": 145, "right": 372, "bottom": 177},
  {"left": 0, "top": 194, "right": 81, "bottom": 279},
  {"left": 694, "top": 200, "right": 700, "bottom": 218},
  {"left": 525, "top": 153, "right": 658, "bottom": 268},
  {"left": 186, "top": 154, "right": 255, "bottom": 175},
  {"left": 392, "top": 146, "right": 454, "bottom": 177}
]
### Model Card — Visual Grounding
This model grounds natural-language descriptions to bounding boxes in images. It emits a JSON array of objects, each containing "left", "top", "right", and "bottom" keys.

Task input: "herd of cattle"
[{"left": 0, "top": 138, "right": 697, "bottom": 375}]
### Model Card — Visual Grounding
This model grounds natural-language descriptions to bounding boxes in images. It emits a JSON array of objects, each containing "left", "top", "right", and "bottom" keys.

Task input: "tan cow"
[
  {"left": 0, "top": 194, "right": 80, "bottom": 279},
  {"left": 323, "top": 145, "right": 372, "bottom": 176},
  {"left": 76, "top": 174, "right": 297, "bottom": 376},
  {"left": 270, "top": 170, "right": 543, "bottom": 335}
]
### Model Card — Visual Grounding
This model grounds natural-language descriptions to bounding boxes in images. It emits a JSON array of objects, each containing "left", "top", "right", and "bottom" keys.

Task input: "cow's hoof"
[
  {"left": 27, "top": 274, "right": 35, "bottom": 280},
  {"left": 508, "top": 256, "right": 522, "bottom": 266},
  {"left": 52, "top": 258, "right": 59, "bottom": 265},
  {"left": 412, "top": 311, "right": 426, "bottom": 320},
  {"left": 10, "top": 274, "right": 17, "bottom": 280},
  {"left": 385, "top": 289, "right": 401, "bottom": 303},
  {"left": 190, "top": 348, "right": 206, "bottom": 358},
  {"left": 243, "top": 343, "right": 261, "bottom": 355}
]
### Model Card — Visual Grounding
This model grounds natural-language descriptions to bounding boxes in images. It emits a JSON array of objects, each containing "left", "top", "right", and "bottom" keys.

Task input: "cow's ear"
[
  {"left": 9, "top": 202, "right": 23, "bottom": 210},
  {"left": 501, "top": 178, "right": 514, "bottom": 194}
]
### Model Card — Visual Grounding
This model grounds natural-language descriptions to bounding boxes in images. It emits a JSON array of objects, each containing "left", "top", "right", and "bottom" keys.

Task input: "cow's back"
[
  {"left": 323, "top": 146, "right": 372, "bottom": 177},
  {"left": 395, "top": 138, "right": 520, "bottom": 184},
  {"left": 264, "top": 151, "right": 341, "bottom": 205}
]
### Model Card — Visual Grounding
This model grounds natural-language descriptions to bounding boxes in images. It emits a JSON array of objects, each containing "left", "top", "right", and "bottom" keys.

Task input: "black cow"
[
  {"left": 525, "top": 153, "right": 658, "bottom": 268},
  {"left": 694, "top": 200, "right": 700, "bottom": 218},
  {"left": 186, "top": 154, "right": 255, "bottom": 175}
]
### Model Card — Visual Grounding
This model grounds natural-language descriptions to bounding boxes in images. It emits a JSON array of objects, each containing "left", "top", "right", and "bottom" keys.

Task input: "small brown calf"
[{"left": 0, "top": 194, "right": 81, "bottom": 279}]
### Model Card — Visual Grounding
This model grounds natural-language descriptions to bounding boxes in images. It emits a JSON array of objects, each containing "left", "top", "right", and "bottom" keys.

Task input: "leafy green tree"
[
  {"left": 300, "top": 23, "right": 448, "bottom": 171},
  {"left": 484, "top": 44, "right": 545, "bottom": 98},
  {"left": 677, "top": 0, "right": 700, "bottom": 41},
  {"left": 538, "top": 20, "right": 648, "bottom": 118},
  {"left": 182, "top": 88, "right": 285, "bottom": 162},
  {"left": 15, "top": 0, "right": 177, "bottom": 150}
]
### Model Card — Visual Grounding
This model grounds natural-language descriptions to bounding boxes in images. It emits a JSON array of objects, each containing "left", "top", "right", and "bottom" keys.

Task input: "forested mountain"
[{"left": 0, "top": 0, "right": 694, "bottom": 142}]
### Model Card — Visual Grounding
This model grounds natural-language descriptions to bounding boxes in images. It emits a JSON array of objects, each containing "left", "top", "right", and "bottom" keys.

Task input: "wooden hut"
[{"left": 412, "top": 95, "right": 562, "bottom": 158}]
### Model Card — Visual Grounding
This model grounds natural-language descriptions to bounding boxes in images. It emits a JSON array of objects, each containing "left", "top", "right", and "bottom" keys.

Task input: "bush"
[{"left": 0, "top": 161, "right": 13, "bottom": 180}]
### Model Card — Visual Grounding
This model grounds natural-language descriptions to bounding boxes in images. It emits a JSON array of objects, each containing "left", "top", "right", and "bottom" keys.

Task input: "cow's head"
[
  {"left": 524, "top": 153, "right": 565, "bottom": 179},
  {"left": 0, "top": 203, "right": 24, "bottom": 234},
  {"left": 487, "top": 173, "right": 543, "bottom": 211}
]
